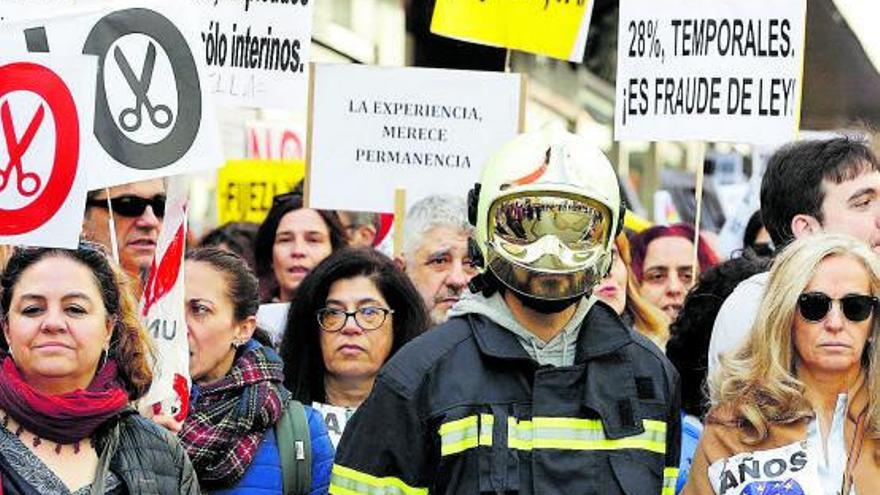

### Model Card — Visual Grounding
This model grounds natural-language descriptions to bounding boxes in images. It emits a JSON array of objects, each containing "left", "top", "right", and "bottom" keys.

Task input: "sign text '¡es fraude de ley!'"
[
  {"left": 348, "top": 99, "right": 483, "bottom": 169},
  {"left": 622, "top": 18, "right": 797, "bottom": 121}
]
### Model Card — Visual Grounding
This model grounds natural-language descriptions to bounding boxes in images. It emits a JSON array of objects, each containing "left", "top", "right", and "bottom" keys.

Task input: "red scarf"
[{"left": 0, "top": 357, "right": 129, "bottom": 444}]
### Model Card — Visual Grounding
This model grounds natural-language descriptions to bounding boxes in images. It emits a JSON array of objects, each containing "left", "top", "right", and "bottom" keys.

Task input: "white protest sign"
[
  {"left": 196, "top": 0, "right": 312, "bottom": 110},
  {"left": 707, "top": 441, "right": 818, "bottom": 495},
  {"left": 0, "top": 1, "right": 224, "bottom": 188},
  {"left": 0, "top": 0, "right": 74, "bottom": 22},
  {"left": 307, "top": 64, "right": 524, "bottom": 212},
  {"left": 138, "top": 176, "right": 190, "bottom": 422},
  {"left": 0, "top": 54, "right": 97, "bottom": 248},
  {"left": 614, "top": 0, "right": 807, "bottom": 144},
  {"left": 311, "top": 402, "right": 355, "bottom": 449}
]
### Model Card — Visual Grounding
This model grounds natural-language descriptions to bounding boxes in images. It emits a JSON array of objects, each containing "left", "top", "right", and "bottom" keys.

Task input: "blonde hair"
[
  {"left": 710, "top": 233, "right": 880, "bottom": 443},
  {"left": 617, "top": 234, "right": 670, "bottom": 345}
]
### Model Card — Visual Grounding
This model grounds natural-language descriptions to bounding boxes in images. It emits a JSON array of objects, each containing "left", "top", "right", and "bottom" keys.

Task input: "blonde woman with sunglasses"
[{"left": 683, "top": 233, "right": 880, "bottom": 495}]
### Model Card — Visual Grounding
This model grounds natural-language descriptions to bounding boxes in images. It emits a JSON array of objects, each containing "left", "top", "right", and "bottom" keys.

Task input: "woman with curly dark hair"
[{"left": 0, "top": 244, "right": 198, "bottom": 494}]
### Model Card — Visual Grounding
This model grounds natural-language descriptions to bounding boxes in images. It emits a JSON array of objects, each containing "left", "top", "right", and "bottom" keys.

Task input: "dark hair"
[
  {"left": 198, "top": 222, "right": 260, "bottom": 271},
  {"left": 280, "top": 247, "right": 430, "bottom": 403},
  {"left": 760, "top": 137, "right": 880, "bottom": 248},
  {"left": 186, "top": 248, "right": 259, "bottom": 322},
  {"left": 665, "top": 252, "right": 771, "bottom": 418},
  {"left": 254, "top": 193, "right": 348, "bottom": 302},
  {"left": 742, "top": 210, "right": 774, "bottom": 258},
  {"left": 0, "top": 245, "right": 154, "bottom": 400},
  {"left": 185, "top": 247, "right": 272, "bottom": 346},
  {"left": 629, "top": 223, "right": 720, "bottom": 281}
]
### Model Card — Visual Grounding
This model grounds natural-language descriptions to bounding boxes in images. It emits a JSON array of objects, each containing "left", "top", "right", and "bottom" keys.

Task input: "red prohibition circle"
[{"left": 0, "top": 62, "right": 79, "bottom": 236}]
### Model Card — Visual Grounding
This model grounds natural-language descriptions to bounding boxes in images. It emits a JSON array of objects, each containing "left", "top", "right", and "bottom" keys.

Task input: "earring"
[{"left": 97, "top": 347, "right": 108, "bottom": 370}]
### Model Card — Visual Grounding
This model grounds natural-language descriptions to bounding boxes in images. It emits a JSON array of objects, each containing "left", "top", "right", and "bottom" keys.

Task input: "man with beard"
[
  {"left": 329, "top": 128, "right": 681, "bottom": 494},
  {"left": 396, "top": 195, "right": 477, "bottom": 325}
]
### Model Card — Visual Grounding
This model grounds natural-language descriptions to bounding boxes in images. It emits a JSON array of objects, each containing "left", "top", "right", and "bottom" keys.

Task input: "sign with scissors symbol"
[
  {"left": 1, "top": 101, "right": 44, "bottom": 197},
  {"left": 0, "top": 56, "right": 93, "bottom": 249},
  {"left": 0, "top": 1, "right": 223, "bottom": 189},
  {"left": 115, "top": 42, "right": 173, "bottom": 132}
]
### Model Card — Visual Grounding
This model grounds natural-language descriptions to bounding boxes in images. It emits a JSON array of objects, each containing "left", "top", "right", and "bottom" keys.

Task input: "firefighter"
[{"left": 329, "top": 126, "right": 682, "bottom": 494}]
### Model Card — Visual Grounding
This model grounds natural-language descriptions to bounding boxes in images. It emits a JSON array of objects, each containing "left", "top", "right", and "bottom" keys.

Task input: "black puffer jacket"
[
  {"left": 103, "top": 410, "right": 200, "bottom": 494},
  {"left": 0, "top": 409, "right": 200, "bottom": 495}
]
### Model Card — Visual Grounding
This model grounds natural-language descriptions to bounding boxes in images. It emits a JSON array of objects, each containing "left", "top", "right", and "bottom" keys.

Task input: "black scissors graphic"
[{"left": 115, "top": 42, "right": 173, "bottom": 132}]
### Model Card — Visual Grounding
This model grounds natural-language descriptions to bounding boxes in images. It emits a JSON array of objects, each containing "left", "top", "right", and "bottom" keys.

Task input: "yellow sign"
[
  {"left": 217, "top": 160, "right": 305, "bottom": 224},
  {"left": 430, "top": 0, "right": 594, "bottom": 62}
]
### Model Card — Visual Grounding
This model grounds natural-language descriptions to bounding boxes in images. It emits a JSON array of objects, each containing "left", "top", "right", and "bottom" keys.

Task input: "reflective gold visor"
[{"left": 489, "top": 194, "right": 611, "bottom": 257}]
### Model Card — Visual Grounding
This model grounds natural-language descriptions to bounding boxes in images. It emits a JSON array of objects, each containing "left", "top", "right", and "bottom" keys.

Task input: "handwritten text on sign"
[
  {"left": 197, "top": 0, "right": 312, "bottom": 110},
  {"left": 614, "top": 0, "right": 806, "bottom": 144},
  {"left": 307, "top": 64, "right": 523, "bottom": 213}
]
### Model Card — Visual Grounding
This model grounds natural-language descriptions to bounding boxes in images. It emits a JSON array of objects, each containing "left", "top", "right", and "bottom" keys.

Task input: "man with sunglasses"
[
  {"left": 709, "top": 137, "right": 880, "bottom": 375},
  {"left": 82, "top": 179, "right": 165, "bottom": 289},
  {"left": 330, "top": 128, "right": 681, "bottom": 495}
]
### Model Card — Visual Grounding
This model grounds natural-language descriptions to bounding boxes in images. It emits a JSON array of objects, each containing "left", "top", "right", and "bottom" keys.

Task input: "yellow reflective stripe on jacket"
[
  {"left": 439, "top": 415, "right": 667, "bottom": 456},
  {"left": 662, "top": 467, "right": 679, "bottom": 495},
  {"left": 507, "top": 417, "right": 667, "bottom": 454},
  {"left": 330, "top": 464, "right": 428, "bottom": 495},
  {"left": 439, "top": 414, "right": 493, "bottom": 456}
]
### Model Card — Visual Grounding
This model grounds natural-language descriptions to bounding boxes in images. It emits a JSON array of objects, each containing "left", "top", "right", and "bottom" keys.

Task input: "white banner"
[
  {"left": 138, "top": 176, "right": 191, "bottom": 422},
  {"left": 0, "top": 1, "right": 224, "bottom": 188},
  {"left": 614, "top": 0, "right": 807, "bottom": 144},
  {"left": 0, "top": 54, "right": 96, "bottom": 248},
  {"left": 196, "top": 0, "right": 312, "bottom": 111},
  {"left": 307, "top": 64, "right": 524, "bottom": 213}
]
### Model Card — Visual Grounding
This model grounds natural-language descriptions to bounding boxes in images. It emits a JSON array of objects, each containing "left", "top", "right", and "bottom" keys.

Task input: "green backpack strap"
[{"left": 276, "top": 399, "right": 312, "bottom": 495}]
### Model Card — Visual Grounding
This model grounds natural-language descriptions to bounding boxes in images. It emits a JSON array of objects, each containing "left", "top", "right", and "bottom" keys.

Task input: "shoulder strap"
[{"left": 276, "top": 399, "right": 312, "bottom": 495}]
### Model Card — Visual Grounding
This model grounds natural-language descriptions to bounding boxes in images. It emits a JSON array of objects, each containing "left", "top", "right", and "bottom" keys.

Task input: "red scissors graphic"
[
  {"left": 115, "top": 42, "right": 173, "bottom": 132},
  {"left": 0, "top": 100, "right": 44, "bottom": 197}
]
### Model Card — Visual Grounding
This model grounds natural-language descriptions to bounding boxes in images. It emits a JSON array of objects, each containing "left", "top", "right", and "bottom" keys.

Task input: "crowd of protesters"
[{"left": 0, "top": 132, "right": 878, "bottom": 494}]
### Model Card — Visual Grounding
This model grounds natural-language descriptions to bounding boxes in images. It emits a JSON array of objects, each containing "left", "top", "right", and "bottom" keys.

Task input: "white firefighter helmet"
[{"left": 471, "top": 126, "right": 622, "bottom": 301}]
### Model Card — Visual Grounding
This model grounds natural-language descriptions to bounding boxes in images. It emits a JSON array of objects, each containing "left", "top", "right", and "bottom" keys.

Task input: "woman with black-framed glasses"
[
  {"left": 280, "top": 248, "right": 429, "bottom": 444},
  {"left": 683, "top": 233, "right": 880, "bottom": 494}
]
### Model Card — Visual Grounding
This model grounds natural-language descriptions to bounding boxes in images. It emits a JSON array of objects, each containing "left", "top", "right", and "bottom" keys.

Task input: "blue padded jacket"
[{"left": 212, "top": 405, "right": 334, "bottom": 495}]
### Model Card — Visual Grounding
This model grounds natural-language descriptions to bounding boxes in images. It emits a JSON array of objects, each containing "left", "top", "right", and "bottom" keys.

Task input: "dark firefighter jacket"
[{"left": 330, "top": 302, "right": 682, "bottom": 495}]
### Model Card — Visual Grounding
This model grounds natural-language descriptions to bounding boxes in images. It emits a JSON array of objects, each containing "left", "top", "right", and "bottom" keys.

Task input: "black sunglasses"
[
  {"left": 797, "top": 292, "right": 879, "bottom": 323},
  {"left": 86, "top": 194, "right": 166, "bottom": 218}
]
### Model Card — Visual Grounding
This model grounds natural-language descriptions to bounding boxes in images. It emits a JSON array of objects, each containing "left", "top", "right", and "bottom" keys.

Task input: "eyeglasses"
[
  {"left": 316, "top": 307, "right": 394, "bottom": 332},
  {"left": 797, "top": 292, "right": 878, "bottom": 323},
  {"left": 86, "top": 194, "right": 166, "bottom": 218}
]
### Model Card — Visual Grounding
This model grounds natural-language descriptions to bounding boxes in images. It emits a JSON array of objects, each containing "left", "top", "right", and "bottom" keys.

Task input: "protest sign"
[
  {"left": 707, "top": 441, "right": 818, "bottom": 495},
  {"left": 430, "top": 0, "right": 594, "bottom": 62},
  {"left": 306, "top": 64, "right": 524, "bottom": 213},
  {"left": 196, "top": 0, "right": 312, "bottom": 110},
  {"left": 0, "top": 54, "right": 97, "bottom": 248},
  {"left": 311, "top": 402, "right": 356, "bottom": 448},
  {"left": 245, "top": 120, "right": 306, "bottom": 160},
  {"left": 0, "top": 1, "right": 224, "bottom": 188},
  {"left": 139, "top": 176, "right": 190, "bottom": 422},
  {"left": 614, "top": 0, "right": 807, "bottom": 144},
  {"left": 216, "top": 159, "right": 305, "bottom": 224}
]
